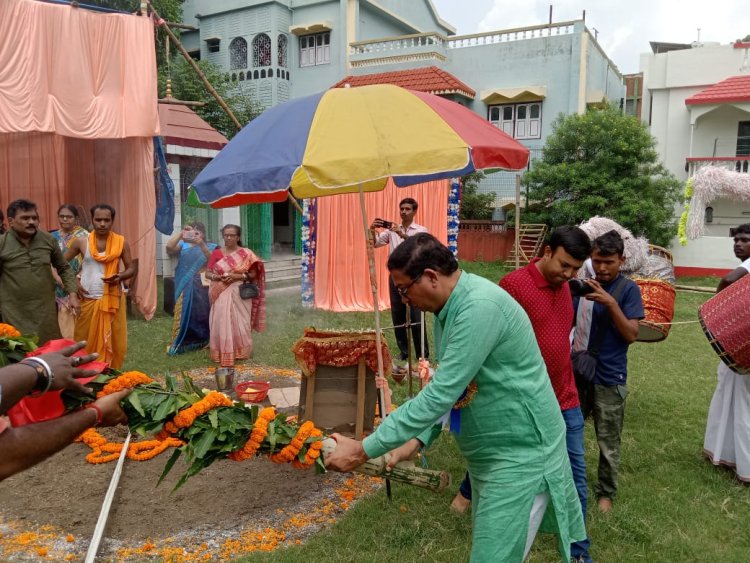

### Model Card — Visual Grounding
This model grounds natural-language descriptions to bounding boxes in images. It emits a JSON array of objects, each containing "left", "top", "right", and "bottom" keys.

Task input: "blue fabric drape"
[{"left": 154, "top": 136, "right": 175, "bottom": 236}]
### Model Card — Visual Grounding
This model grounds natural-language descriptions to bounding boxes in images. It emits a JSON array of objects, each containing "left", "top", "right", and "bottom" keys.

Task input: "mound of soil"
[{"left": 0, "top": 368, "right": 367, "bottom": 560}]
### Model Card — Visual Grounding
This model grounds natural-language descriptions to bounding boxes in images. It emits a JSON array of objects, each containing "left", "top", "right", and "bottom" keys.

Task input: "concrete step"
[
  {"left": 265, "top": 263, "right": 301, "bottom": 281},
  {"left": 265, "top": 274, "right": 301, "bottom": 292},
  {"left": 265, "top": 257, "right": 302, "bottom": 270}
]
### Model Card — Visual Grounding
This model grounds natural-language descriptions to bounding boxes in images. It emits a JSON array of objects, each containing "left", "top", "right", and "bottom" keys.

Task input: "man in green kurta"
[
  {"left": 326, "top": 234, "right": 585, "bottom": 562},
  {"left": 0, "top": 200, "right": 79, "bottom": 343}
]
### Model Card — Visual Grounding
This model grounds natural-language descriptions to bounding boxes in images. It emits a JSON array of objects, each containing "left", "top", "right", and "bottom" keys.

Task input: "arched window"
[
  {"left": 260, "top": 69, "right": 266, "bottom": 79},
  {"left": 239, "top": 72, "right": 245, "bottom": 81},
  {"left": 229, "top": 37, "right": 248, "bottom": 70},
  {"left": 231, "top": 73, "right": 237, "bottom": 81},
  {"left": 254, "top": 70, "right": 259, "bottom": 79},
  {"left": 277, "top": 34, "right": 288, "bottom": 68},
  {"left": 252, "top": 33, "right": 272, "bottom": 67}
]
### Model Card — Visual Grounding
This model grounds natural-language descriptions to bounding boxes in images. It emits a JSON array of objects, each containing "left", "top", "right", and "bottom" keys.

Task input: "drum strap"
[{"left": 589, "top": 276, "right": 627, "bottom": 357}]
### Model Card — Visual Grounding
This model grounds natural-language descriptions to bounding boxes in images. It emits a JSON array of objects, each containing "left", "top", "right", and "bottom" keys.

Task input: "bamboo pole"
[
  {"left": 514, "top": 174, "right": 521, "bottom": 270},
  {"left": 146, "top": 0, "right": 304, "bottom": 217},
  {"left": 321, "top": 439, "right": 450, "bottom": 492}
]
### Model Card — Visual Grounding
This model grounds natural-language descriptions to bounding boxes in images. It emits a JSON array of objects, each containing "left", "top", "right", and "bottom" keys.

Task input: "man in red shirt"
[{"left": 451, "top": 226, "right": 594, "bottom": 563}]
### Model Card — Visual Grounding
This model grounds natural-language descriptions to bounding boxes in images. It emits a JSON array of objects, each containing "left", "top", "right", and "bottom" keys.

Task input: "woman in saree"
[
  {"left": 52, "top": 204, "right": 88, "bottom": 339},
  {"left": 166, "top": 222, "right": 217, "bottom": 355},
  {"left": 206, "top": 224, "right": 266, "bottom": 367}
]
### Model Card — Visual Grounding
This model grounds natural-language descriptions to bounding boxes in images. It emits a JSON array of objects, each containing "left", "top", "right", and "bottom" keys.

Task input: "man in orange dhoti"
[{"left": 65, "top": 205, "right": 136, "bottom": 369}]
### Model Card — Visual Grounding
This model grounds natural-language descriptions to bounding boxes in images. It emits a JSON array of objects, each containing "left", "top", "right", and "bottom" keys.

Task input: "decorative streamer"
[
  {"left": 301, "top": 198, "right": 318, "bottom": 307},
  {"left": 447, "top": 178, "right": 461, "bottom": 257}
]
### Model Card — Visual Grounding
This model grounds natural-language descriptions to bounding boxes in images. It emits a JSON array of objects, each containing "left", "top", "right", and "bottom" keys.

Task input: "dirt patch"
[{"left": 0, "top": 367, "right": 379, "bottom": 561}]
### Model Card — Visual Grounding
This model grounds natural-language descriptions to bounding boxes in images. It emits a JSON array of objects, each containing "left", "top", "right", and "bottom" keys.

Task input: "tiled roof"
[
  {"left": 158, "top": 102, "right": 228, "bottom": 150},
  {"left": 332, "top": 66, "right": 475, "bottom": 99},
  {"left": 685, "top": 75, "right": 750, "bottom": 106}
]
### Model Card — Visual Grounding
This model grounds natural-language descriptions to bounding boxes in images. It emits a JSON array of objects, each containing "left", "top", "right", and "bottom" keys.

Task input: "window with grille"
[
  {"left": 229, "top": 37, "right": 248, "bottom": 70},
  {"left": 488, "top": 102, "right": 542, "bottom": 140},
  {"left": 299, "top": 31, "right": 330, "bottom": 67},
  {"left": 278, "top": 34, "right": 288, "bottom": 68},
  {"left": 252, "top": 33, "right": 272, "bottom": 67}
]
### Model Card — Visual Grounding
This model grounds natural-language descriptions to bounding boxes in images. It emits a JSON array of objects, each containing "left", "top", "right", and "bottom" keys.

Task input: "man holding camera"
[
  {"left": 571, "top": 230, "right": 643, "bottom": 514},
  {"left": 370, "top": 198, "right": 429, "bottom": 372},
  {"left": 451, "top": 226, "right": 595, "bottom": 563}
]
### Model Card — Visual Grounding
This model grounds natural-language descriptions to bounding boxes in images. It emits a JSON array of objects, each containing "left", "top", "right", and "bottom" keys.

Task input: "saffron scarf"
[{"left": 88, "top": 231, "right": 125, "bottom": 313}]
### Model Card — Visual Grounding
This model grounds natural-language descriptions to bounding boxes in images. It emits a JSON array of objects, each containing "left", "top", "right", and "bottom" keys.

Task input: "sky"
[{"left": 431, "top": 0, "right": 750, "bottom": 74}]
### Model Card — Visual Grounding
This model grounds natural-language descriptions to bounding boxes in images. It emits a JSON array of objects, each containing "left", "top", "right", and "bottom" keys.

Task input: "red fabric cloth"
[
  {"left": 500, "top": 259, "right": 580, "bottom": 410},
  {"left": 5, "top": 339, "right": 107, "bottom": 427}
]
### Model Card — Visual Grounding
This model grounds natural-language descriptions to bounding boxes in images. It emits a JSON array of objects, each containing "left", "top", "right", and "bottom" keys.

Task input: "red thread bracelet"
[{"left": 84, "top": 404, "right": 103, "bottom": 427}]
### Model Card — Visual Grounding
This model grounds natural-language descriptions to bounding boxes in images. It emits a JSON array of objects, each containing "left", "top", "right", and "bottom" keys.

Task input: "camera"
[
  {"left": 568, "top": 279, "right": 594, "bottom": 297},
  {"left": 376, "top": 218, "right": 393, "bottom": 229}
]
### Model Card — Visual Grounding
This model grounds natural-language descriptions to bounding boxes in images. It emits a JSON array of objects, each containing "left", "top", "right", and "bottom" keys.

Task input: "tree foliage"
[
  {"left": 522, "top": 104, "right": 682, "bottom": 246},
  {"left": 159, "top": 57, "right": 263, "bottom": 139},
  {"left": 459, "top": 171, "right": 495, "bottom": 220}
]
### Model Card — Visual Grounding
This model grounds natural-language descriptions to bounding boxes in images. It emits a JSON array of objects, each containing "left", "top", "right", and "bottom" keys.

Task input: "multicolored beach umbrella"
[{"left": 190, "top": 84, "right": 529, "bottom": 208}]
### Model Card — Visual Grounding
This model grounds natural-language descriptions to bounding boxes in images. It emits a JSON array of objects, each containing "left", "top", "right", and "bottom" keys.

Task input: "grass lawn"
[{"left": 124, "top": 264, "right": 750, "bottom": 562}]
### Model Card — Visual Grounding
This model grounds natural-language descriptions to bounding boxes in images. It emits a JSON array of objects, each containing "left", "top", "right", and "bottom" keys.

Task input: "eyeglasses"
[
  {"left": 223, "top": 233, "right": 239, "bottom": 238},
  {"left": 396, "top": 273, "right": 423, "bottom": 297}
]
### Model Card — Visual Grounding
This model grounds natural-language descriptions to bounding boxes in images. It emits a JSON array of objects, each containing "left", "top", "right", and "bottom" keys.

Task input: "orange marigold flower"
[
  {"left": 65, "top": 534, "right": 74, "bottom": 542},
  {"left": 0, "top": 323, "right": 21, "bottom": 338},
  {"left": 97, "top": 371, "right": 154, "bottom": 398},
  {"left": 229, "top": 407, "right": 276, "bottom": 461}
]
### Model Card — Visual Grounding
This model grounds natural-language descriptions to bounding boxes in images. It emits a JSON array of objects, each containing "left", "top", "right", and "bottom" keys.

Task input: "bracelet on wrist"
[
  {"left": 84, "top": 404, "right": 103, "bottom": 427},
  {"left": 22, "top": 357, "right": 54, "bottom": 396}
]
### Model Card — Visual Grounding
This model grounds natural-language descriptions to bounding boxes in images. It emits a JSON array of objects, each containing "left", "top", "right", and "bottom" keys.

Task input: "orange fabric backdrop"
[
  {"left": 0, "top": 1, "right": 159, "bottom": 319},
  {"left": 0, "top": 0, "right": 159, "bottom": 138},
  {"left": 314, "top": 179, "right": 449, "bottom": 312}
]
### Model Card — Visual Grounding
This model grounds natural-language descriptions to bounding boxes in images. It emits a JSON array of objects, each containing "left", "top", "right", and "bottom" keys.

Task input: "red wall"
[{"left": 457, "top": 229, "right": 515, "bottom": 262}]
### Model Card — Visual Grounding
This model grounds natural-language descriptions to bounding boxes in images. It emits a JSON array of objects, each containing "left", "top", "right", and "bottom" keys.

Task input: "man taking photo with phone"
[{"left": 370, "top": 198, "right": 429, "bottom": 374}]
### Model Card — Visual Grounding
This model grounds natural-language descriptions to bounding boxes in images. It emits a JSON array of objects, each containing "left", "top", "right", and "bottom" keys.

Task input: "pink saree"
[{"left": 208, "top": 247, "right": 266, "bottom": 367}]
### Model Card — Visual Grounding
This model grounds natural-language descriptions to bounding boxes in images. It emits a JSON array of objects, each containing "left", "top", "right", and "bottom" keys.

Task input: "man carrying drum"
[{"left": 703, "top": 223, "right": 750, "bottom": 482}]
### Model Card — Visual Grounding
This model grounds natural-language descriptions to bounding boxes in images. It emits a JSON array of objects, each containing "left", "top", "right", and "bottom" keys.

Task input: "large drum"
[
  {"left": 699, "top": 273, "right": 750, "bottom": 374},
  {"left": 632, "top": 245, "right": 676, "bottom": 342}
]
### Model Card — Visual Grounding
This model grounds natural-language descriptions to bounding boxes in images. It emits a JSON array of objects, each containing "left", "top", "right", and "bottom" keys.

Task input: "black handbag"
[
  {"left": 572, "top": 277, "right": 626, "bottom": 386},
  {"left": 239, "top": 281, "right": 259, "bottom": 300}
]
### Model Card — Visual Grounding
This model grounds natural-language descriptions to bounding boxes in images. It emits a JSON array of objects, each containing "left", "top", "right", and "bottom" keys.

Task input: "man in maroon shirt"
[{"left": 451, "top": 226, "right": 594, "bottom": 563}]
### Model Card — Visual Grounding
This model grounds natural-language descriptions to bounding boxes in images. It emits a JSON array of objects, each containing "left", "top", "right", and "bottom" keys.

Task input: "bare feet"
[
  {"left": 450, "top": 492, "right": 471, "bottom": 514},
  {"left": 597, "top": 497, "right": 613, "bottom": 513}
]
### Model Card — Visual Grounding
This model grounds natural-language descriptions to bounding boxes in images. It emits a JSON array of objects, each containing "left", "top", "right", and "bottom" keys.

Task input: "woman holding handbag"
[{"left": 206, "top": 224, "right": 266, "bottom": 367}]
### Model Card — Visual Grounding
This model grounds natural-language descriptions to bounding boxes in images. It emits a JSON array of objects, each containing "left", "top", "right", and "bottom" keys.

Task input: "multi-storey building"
[
  {"left": 179, "top": 0, "right": 624, "bottom": 257},
  {"left": 640, "top": 40, "right": 750, "bottom": 273}
]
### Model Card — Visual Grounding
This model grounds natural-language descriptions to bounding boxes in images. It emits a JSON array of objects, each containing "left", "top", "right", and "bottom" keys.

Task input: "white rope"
[{"left": 85, "top": 431, "right": 131, "bottom": 563}]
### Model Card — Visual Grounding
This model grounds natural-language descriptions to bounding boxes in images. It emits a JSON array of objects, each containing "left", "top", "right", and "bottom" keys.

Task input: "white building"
[{"left": 640, "top": 40, "right": 750, "bottom": 274}]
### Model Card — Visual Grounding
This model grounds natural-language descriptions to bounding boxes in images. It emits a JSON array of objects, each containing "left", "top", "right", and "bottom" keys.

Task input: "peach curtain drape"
[
  {"left": 314, "top": 179, "right": 449, "bottom": 312},
  {"left": 0, "top": 0, "right": 159, "bottom": 318}
]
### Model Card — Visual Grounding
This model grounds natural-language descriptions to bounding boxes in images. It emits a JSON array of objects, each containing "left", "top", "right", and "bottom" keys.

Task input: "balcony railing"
[
  {"left": 686, "top": 157, "right": 750, "bottom": 176},
  {"left": 349, "top": 21, "right": 577, "bottom": 57}
]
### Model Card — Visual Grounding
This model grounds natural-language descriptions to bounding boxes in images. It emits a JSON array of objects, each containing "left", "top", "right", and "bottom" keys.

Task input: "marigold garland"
[
  {"left": 270, "top": 420, "right": 315, "bottom": 464},
  {"left": 76, "top": 428, "right": 184, "bottom": 463},
  {"left": 96, "top": 371, "right": 154, "bottom": 398},
  {"left": 0, "top": 323, "right": 21, "bottom": 338},
  {"left": 291, "top": 427, "right": 324, "bottom": 469},
  {"left": 229, "top": 407, "right": 276, "bottom": 461},
  {"left": 158, "top": 391, "right": 234, "bottom": 438}
]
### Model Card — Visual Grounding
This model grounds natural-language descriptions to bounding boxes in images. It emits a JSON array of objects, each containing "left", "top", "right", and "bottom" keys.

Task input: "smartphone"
[
  {"left": 380, "top": 220, "right": 393, "bottom": 229},
  {"left": 183, "top": 230, "right": 195, "bottom": 242},
  {"left": 568, "top": 279, "right": 595, "bottom": 296}
]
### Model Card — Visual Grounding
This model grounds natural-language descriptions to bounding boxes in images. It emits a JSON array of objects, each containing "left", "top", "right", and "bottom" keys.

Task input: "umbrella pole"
[
  {"left": 357, "top": 186, "right": 388, "bottom": 412},
  {"left": 357, "top": 184, "right": 392, "bottom": 502}
]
